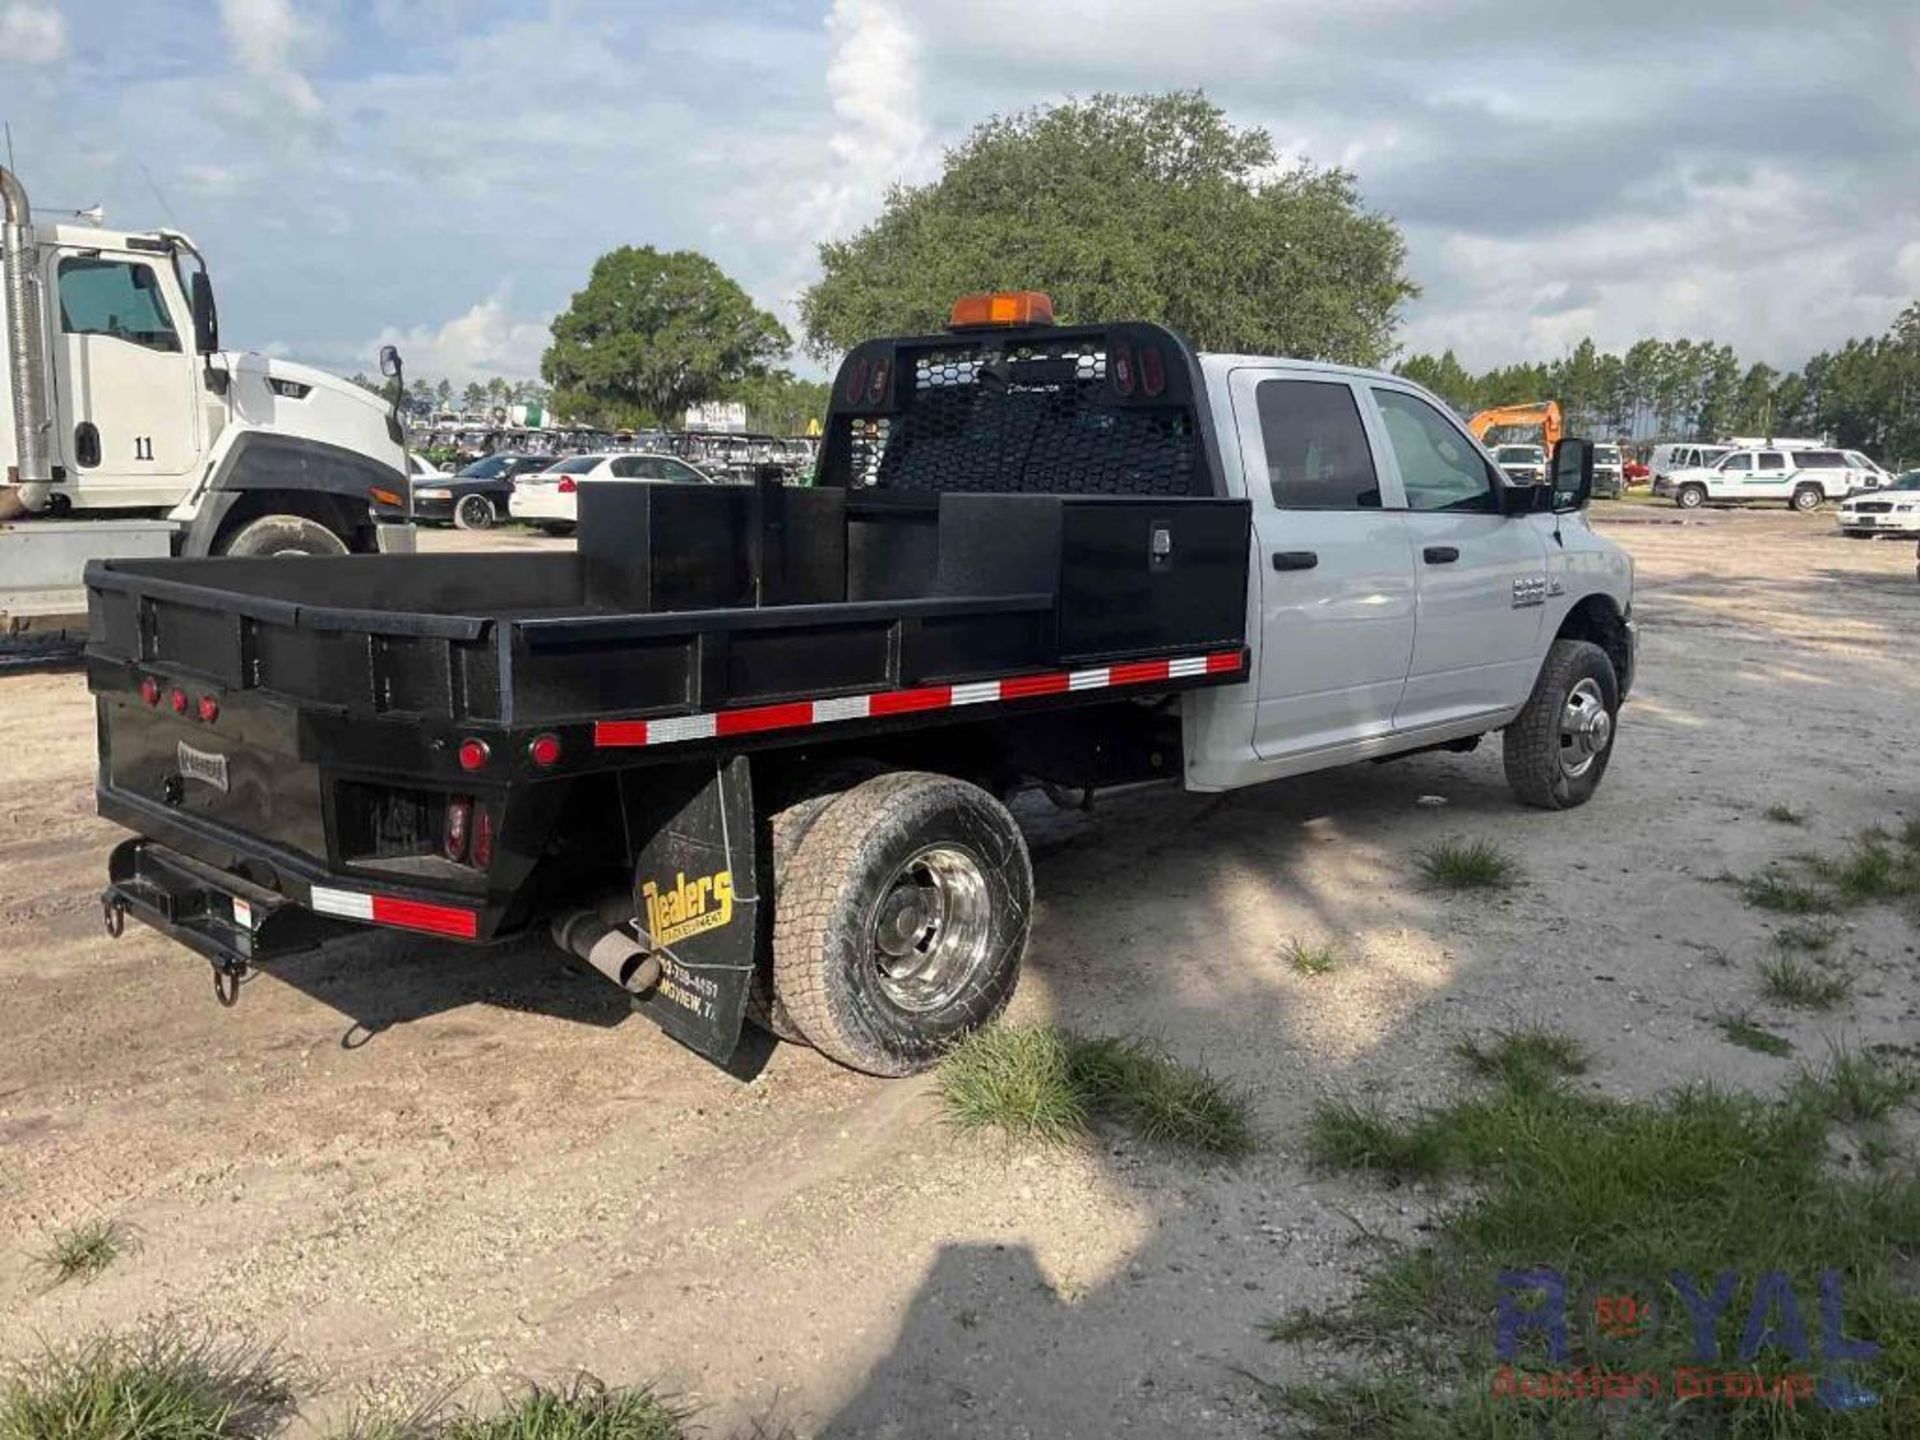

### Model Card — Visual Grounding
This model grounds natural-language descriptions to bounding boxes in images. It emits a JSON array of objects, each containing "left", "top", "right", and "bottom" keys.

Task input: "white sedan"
[
  {"left": 508, "top": 451, "right": 717, "bottom": 532},
  {"left": 1836, "top": 470, "right": 1920, "bottom": 537}
]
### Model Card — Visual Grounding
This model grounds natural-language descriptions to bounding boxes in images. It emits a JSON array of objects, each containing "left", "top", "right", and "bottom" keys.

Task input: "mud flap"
[{"left": 622, "top": 755, "right": 761, "bottom": 1065}]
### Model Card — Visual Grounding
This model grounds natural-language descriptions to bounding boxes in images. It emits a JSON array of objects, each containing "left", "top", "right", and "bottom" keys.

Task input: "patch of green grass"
[
  {"left": 1808, "top": 834, "right": 1918, "bottom": 905},
  {"left": 1282, "top": 937, "right": 1340, "bottom": 977},
  {"left": 1758, "top": 954, "right": 1854, "bottom": 1010},
  {"left": 1263, "top": 1053, "right": 1920, "bottom": 1437},
  {"left": 937, "top": 1025, "right": 1255, "bottom": 1158},
  {"left": 1736, "top": 867, "right": 1834, "bottom": 914},
  {"left": 1415, "top": 838, "right": 1520, "bottom": 892},
  {"left": 0, "top": 1330, "right": 293, "bottom": 1440},
  {"left": 1799, "top": 1048, "right": 1920, "bottom": 1125},
  {"left": 1716, "top": 1015, "right": 1793, "bottom": 1057},
  {"left": 32, "top": 1219, "right": 133, "bottom": 1287},
  {"left": 1763, "top": 803, "right": 1805, "bottom": 825},
  {"left": 1771, "top": 919, "right": 1839, "bottom": 954},
  {"left": 439, "top": 1380, "right": 685, "bottom": 1440},
  {"left": 1305, "top": 1098, "right": 1450, "bottom": 1180},
  {"left": 1453, "top": 1028, "right": 1587, "bottom": 1094}
]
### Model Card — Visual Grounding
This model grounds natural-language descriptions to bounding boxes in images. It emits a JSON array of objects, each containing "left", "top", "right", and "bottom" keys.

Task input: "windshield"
[
  {"left": 1496, "top": 446, "right": 1545, "bottom": 464},
  {"left": 1594, "top": 446, "right": 1621, "bottom": 463},
  {"left": 458, "top": 455, "right": 510, "bottom": 479},
  {"left": 1890, "top": 471, "right": 1920, "bottom": 491}
]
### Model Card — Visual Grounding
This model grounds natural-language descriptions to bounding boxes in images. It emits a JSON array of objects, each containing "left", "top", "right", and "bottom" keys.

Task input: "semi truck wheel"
[
  {"left": 772, "top": 771, "right": 1031, "bottom": 1076},
  {"left": 218, "top": 514, "right": 350, "bottom": 557},
  {"left": 1503, "top": 639, "right": 1619, "bottom": 810}
]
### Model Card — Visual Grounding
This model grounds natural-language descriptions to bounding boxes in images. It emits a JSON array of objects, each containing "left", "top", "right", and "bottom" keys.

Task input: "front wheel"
[
  {"left": 217, "top": 514, "right": 351, "bottom": 557},
  {"left": 1503, "top": 639, "right": 1620, "bottom": 810},
  {"left": 1675, "top": 484, "right": 1705, "bottom": 510},
  {"left": 772, "top": 771, "right": 1031, "bottom": 1075},
  {"left": 1790, "top": 485, "right": 1822, "bottom": 513},
  {"left": 454, "top": 493, "right": 496, "bottom": 531}
]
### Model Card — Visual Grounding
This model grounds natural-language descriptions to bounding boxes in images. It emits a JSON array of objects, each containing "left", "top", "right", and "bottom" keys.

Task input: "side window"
[
  {"left": 608, "top": 455, "right": 646, "bottom": 478},
  {"left": 1757, "top": 451, "right": 1786, "bottom": 471},
  {"left": 1371, "top": 388, "right": 1499, "bottom": 513},
  {"left": 1794, "top": 451, "right": 1841, "bottom": 469},
  {"left": 1721, "top": 454, "right": 1753, "bottom": 473},
  {"left": 57, "top": 258, "right": 181, "bottom": 353},
  {"left": 1253, "top": 379, "right": 1380, "bottom": 509}
]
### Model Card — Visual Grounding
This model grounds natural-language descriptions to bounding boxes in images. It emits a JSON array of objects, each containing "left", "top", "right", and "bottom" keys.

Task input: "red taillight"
[
  {"left": 528, "top": 733, "right": 562, "bottom": 769},
  {"left": 557, "top": 476, "right": 577, "bottom": 493},
  {"left": 139, "top": 677, "right": 161, "bottom": 707},
  {"left": 443, "top": 797, "right": 472, "bottom": 862},
  {"left": 842, "top": 356, "right": 871, "bottom": 405},
  {"left": 197, "top": 695, "right": 220, "bottom": 723},
  {"left": 470, "top": 805, "right": 495, "bottom": 870},
  {"left": 457, "top": 738, "right": 490, "bottom": 772},
  {"left": 1140, "top": 345, "right": 1166, "bottom": 398},
  {"left": 867, "top": 357, "right": 890, "bottom": 405},
  {"left": 1112, "top": 343, "right": 1136, "bottom": 398},
  {"left": 169, "top": 687, "right": 190, "bottom": 715}
]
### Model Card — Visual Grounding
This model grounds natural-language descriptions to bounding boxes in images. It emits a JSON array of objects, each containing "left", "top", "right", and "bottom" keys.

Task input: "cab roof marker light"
[{"left": 948, "top": 291, "right": 1055, "bottom": 330}]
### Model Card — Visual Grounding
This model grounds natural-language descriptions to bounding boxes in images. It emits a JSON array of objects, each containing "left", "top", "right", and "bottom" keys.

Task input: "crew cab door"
[
  {"left": 1361, "top": 384, "right": 1548, "bottom": 729},
  {"left": 47, "top": 249, "right": 202, "bottom": 504},
  {"left": 1227, "top": 368, "right": 1416, "bottom": 759}
]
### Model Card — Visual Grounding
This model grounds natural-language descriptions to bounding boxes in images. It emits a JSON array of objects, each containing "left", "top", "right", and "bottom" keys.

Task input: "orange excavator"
[{"left": 1468, "top": 401, "right": 1563, "bottom": 456}]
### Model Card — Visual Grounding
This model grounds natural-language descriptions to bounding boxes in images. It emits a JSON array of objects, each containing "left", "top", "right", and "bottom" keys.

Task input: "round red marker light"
[
  {"left": 139, "top": 677, "right": 161, "bottom": 706},
  {"left": 457, "top": 738, "right": 491, "bottom": 772},
  {"left": 197, "top": 695, "right": 221, "bottom": 723},
  {"left": 169, "top": 687, "right": 190, "bottom": 715},
  {"left": 528, "top": 733, "right": 562, "bottom": 769}
]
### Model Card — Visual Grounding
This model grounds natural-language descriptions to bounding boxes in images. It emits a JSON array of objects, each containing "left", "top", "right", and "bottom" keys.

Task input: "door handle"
[
  {"left": 1423, "top": 546, "right": 1460, "bottom": 564},
  {"left": 1271, "top": 550, "right": 1319, "bottom": 571}
]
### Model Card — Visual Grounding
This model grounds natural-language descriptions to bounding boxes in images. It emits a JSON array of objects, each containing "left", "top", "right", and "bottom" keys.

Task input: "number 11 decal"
[{"left": 133, "top": 436, "right": 154, "bottom": 461}]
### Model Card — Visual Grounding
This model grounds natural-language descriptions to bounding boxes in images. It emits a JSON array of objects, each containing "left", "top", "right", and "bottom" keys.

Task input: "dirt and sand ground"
[{"left": 3, "top": 504, "right": 1916, "bottom": 1437}]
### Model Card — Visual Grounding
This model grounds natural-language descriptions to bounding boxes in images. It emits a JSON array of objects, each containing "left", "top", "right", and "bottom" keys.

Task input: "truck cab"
[
  {"left": 2, "top": 166, "right": 409, "bottom": 624},
  {"left": 1179, "top": 355, "right": 1632, "bottom": 790}
]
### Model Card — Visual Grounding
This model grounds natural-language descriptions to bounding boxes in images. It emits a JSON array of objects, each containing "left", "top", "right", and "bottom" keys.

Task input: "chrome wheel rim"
[
  {"left": 868, "top": 845, "right": 992, "bottom": 1012},
  {"left": 458, "top": 494, "right": 493, "bottom": 527},
  {"left": 1560, "top": 678, "right": 1611, "bottom": 778}
]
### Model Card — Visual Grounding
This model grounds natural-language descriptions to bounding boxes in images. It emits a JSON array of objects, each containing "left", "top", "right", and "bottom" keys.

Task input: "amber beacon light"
[{"left": 948, "top": 291, "right": 1055, "bottom": 329}]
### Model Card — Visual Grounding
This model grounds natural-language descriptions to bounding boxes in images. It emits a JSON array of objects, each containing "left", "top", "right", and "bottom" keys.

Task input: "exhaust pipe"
[
  {"left": 550, "top": 908, "right": 662, "bottom": 995},
  {"left": 2, "top": 166, "right": 53, "bottom": 516}
]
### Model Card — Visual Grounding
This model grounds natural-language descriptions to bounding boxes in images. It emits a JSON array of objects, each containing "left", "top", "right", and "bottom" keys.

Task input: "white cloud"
[
  {"left": 0, "top": 0, "right": 66, "bottom": 63},
  {"left": 218, "top": 0, "right": 321, "bottom": 116},
  {"left": 366, "top": 296, "right": 551, "bottom": 388}
]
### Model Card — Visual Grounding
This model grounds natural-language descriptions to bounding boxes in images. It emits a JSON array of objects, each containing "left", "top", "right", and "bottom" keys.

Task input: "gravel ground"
[{"left": 1, "top": 503, "right": 1916, "bottom": 1437}]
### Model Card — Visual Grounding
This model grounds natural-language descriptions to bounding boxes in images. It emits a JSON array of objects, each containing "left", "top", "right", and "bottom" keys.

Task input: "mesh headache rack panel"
[{"left": 828, "top": 329, "right": 1207, "bottom": 497}]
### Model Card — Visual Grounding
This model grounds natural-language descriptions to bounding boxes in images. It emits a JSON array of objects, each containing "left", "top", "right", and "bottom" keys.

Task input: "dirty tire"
[
  {"left": 744, "top": 790, "right": 841, "bottom": 1043},
  {"left": 218, "top": 514, "right": 350, "bottom": 557},
  {"left": 772, "top": 771, "right": 1031, "bottom": 1076},
  {"left": 1791, "top": 484, "right": 1822, "bottom": 513},
  {"left": 1675, "top": 484, "right": 1705, "bottom": 510},
  {"left": 1503, "top": 639, "right": 1619, "bottom": 810},
  {"left": 454, "top": 493, "right": 496, "bottom": 530}
]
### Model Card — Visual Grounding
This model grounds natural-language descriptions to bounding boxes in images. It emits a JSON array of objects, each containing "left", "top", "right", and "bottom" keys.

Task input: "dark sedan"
[{"left": 412, "top": 453, "right": 559, "bottom": 530}]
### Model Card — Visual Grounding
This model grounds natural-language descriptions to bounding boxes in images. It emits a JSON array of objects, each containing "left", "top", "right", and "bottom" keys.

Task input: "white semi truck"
[{"left": 1, "top": 166, "right": 412, "bottom": 629}]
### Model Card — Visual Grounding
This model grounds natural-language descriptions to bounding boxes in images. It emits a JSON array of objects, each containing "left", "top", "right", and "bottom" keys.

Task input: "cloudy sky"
[{"left": 2, "top": 0, "right": 1915, "bottom": 383}]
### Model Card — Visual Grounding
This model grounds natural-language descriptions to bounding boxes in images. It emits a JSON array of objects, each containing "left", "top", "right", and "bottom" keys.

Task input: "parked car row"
[{"left": 507, "top": 451, "right": 717, "bottom": 533}]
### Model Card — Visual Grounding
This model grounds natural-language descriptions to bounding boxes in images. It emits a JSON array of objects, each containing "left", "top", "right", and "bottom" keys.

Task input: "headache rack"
[{"left": 818, "top": 320, "right": 1223, "bottom": 500}]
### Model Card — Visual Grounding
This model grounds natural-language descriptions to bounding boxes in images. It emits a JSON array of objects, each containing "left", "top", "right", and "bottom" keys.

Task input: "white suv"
[{"left": 1664, "top": 447, "right": 1873, "bottom": 512}]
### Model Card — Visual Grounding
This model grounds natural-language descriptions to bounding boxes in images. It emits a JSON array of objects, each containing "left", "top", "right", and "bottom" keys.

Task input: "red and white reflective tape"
[
  {"left": 309, "top": 884, "right": 479, "bottom": 939},
  {"left": 594, "top": 648, "right": 1246, "bottom": 750}
]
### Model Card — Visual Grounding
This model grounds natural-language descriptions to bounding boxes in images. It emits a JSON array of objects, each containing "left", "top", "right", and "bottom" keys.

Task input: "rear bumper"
[{"left": 99, "top": 786, "right": 504, "bottom": 953}]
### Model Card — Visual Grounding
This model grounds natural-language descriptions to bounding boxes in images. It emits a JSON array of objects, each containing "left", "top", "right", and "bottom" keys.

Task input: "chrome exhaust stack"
[{"left": 1, "top": 166, "right": 54, "bottom": 516}]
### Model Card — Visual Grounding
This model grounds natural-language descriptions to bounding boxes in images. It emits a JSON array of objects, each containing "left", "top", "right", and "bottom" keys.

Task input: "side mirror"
[
  {"left": 379, "top": 344, "right": 404, "bottom": 380},
  {"left": 189, "top": 272, "right": 219, "bottom": 354},
  {"left": 1550, "top": 437, "right": 1594, "bottom": 513}
]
